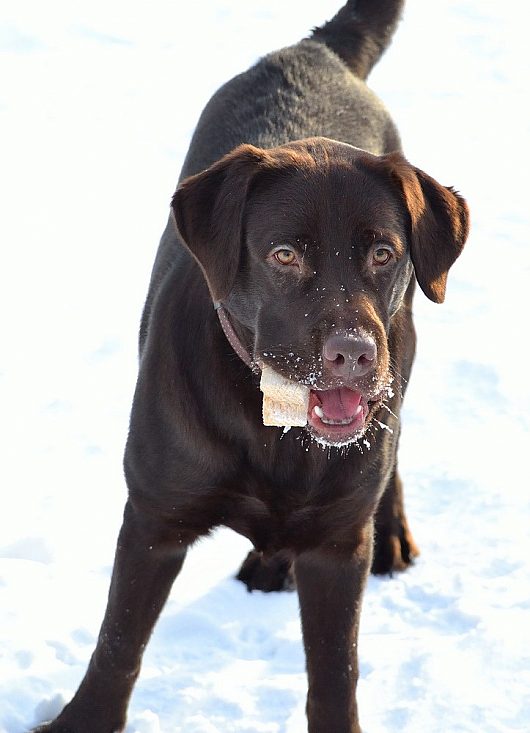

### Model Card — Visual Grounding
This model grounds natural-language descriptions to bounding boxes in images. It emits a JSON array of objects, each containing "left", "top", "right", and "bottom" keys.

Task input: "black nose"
[{"left": 323, "top": 331, "right": 377, "bottom": 378}]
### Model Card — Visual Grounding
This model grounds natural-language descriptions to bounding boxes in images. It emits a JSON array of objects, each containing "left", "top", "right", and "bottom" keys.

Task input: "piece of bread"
[{"left": 260, "top": 365, "right": 309, "bottom": 427}]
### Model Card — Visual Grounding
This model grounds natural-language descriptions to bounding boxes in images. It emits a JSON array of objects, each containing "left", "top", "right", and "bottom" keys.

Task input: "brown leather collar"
[{"left": 214, "top": 302, "right": 258, "bottom": 371}]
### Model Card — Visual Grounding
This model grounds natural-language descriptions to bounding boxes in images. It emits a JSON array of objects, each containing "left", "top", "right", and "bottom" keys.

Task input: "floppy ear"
[
  {"left": 383, "top": 153, "right": 470, "bottom": 303},
  {"left": 171, "top": 144, "right": 267, "bottom": 301}
]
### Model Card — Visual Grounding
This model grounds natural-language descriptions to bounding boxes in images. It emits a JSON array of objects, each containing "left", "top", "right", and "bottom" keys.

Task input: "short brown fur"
[{"left": 33, "top": 3, "right": 469, "bottom": 731}]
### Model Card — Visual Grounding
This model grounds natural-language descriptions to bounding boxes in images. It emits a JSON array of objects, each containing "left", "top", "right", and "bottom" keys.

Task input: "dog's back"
[{"left": 181, "top": 0, "right": 404, "bottom": 178}]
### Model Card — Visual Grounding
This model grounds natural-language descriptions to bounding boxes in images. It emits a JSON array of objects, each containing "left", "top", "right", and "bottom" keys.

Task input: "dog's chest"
[{"left": 222, "top": 435, "right": 383, "bottom": 553}]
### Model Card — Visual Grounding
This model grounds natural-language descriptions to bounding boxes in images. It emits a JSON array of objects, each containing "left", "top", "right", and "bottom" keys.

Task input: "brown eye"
[
  {"left": 274, "top": 249, "right": 297, "bottom": 266},
  {"left": 372, "top": 246, "right": 393, "bottom": 266}
]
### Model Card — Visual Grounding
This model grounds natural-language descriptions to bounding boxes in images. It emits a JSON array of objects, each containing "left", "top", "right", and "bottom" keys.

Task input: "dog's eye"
[
  {"left": 372, "top": 246, "right": 393, "bottom": 266},
  {"left": 274, "top": 249, "right": 297, "bottom": 266}
]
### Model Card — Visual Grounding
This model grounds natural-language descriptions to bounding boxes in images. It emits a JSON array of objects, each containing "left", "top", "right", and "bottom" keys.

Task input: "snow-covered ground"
[{"left": 1, "top": 1, "right": 529, "bottom": 731}]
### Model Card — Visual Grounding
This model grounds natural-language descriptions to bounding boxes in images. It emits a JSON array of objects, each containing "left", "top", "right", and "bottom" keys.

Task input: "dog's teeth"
[{"left": 313, "top": 403, "right": 363, "bottom": 426}]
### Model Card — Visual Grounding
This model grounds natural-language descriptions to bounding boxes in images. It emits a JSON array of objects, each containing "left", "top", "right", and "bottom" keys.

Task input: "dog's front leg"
[
  {"left": 33, "top": 500, "right": 188, "bottom": 733},
  {"left": 295, "top": 526, "right": 372, "bottom": 733}
]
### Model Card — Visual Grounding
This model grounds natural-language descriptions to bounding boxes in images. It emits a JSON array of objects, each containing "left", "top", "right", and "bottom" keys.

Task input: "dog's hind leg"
[
  {"left": 371, "top": 277, "right": 419, "bottom": 575},
  {"left": 236, "top": 548, "right": 295, "bottom": 592},
  {"left": 32, "top": 500, "right": 192, "bottom": 733},
  {"left": 371, "top": 461, "right": 420, "bottom": 575}
]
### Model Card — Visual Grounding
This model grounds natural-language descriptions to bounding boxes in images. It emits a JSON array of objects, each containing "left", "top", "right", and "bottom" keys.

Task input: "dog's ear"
[
  {"left": 382, "top": 153, "right": 470, "bottom": 303},
  {"left": 171, "top": 144, "right": 267, "bottom": 302}
]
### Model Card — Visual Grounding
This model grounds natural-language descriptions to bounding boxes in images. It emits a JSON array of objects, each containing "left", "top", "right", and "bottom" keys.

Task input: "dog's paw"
[
  {"left": 32, "top": 722, "right": 122, "bottom": 733},
  {"left": 31, "top": 714, "right": 123, "bottom": 733},
  {"left": 236, "top": 549, "right": 295, "bottom": 592},
  {"left": 371, "top": 522, "right": 420, "bottom": 575}
]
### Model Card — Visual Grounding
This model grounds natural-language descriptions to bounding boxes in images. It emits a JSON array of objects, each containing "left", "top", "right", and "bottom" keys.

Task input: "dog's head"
[{"left": 172, "top": 138, "right": 469, "bottom": 446}]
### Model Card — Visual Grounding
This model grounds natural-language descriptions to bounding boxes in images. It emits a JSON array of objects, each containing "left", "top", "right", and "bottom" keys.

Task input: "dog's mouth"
[{"left": 306, "top": 387, "right": 382, "bottom": 446}]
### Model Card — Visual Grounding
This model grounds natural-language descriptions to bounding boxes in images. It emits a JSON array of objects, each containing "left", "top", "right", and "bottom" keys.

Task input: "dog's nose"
[{"left": 323, "top": 332, "right": 377, "bottom": 378}]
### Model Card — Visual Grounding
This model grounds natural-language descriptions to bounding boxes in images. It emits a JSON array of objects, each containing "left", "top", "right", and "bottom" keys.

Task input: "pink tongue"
[{"left": 316, "top": 388, "right": 362, "bottom": 421}]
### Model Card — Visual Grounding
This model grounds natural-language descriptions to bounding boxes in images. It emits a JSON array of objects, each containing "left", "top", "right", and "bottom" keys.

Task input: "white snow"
[{"left": 1, "top": 1, "right": 529, "bottom": 731}]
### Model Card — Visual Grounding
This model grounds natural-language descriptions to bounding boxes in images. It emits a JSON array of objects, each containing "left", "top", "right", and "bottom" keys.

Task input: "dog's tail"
[{"left": 310, "top": 0, "right": 405, "bottom": 80}]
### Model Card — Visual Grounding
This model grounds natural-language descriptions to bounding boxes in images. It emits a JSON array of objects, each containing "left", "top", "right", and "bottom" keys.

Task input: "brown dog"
[{"left": 35, "top": 1, "right": 469, "bottom": 731}]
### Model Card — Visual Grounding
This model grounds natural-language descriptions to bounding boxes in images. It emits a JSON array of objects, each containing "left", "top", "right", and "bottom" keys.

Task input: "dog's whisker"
[
  {"left": 381, "top": 403, "right": 399, "bottom": 420},
  {"left": 374, "top": 418, "right": 393, "bottom": 434},
  {"left": 388, "top": 357, "right": 408, "bottom": 382}
]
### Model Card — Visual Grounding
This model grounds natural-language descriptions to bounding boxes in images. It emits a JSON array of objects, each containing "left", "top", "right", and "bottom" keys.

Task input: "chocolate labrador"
[{"left": 35, "top": 1, "right": 469, "bottom": 731}]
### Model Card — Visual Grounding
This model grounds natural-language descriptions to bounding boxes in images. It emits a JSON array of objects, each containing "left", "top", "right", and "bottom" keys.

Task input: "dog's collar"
[{"left": 214, "top": 301, "right": 258, "bottom": 371}]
